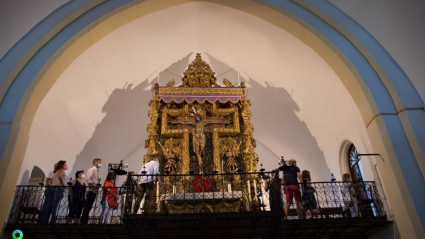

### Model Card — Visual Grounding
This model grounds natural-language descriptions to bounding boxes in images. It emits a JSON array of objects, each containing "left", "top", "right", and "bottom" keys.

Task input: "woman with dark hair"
[
  {"left": 67, "top": 170, "right": 86, "bottom": 223},
  {"left": 41, "top": 160, "right": 67, "bottom": 223},
  {"left": 66, "top": 175, "right": 76, "bottom": 224},
  {"left": 301, "top": 170, "right": 317, "bottom": 219},
  {"left": 265, "top": 169, "right": 283, "bottom": 211},
  {"left": 101, "top": 172, "right": 118, "bottom": 224}
]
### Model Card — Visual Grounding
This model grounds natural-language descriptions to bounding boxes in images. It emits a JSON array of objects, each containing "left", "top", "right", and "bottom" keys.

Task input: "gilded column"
[{"left": 144, "top": 99, "right": 160, "bottom": 163}]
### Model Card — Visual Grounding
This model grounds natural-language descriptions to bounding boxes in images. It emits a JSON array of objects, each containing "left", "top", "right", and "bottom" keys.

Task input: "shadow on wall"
[
  {"left": 205, "top": 53, "right": 330, "bottom": 180},
  {"left": 20, "top": 170, "right": 30, "bottom": 185},
  {"left": 28, "top": 166, "right": 46, "bottom": 185},
  {"left": 69, "top": 53, "right": 194, "bottom": 184},
  {"left": 69, "top": 52, "right": 330, "bottom": 183}
]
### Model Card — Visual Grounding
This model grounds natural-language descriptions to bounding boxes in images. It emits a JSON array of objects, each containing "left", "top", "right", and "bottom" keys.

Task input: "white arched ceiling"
[
  {"left": 1, "top": 1, "right": 424, "bottom": 237},
  {"left": 18, "top": 2, "right": 373, "bottom": 184}
]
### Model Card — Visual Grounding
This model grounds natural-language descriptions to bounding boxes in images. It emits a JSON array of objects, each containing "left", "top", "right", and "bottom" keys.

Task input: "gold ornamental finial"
[{"left": 181, "top": 53, "right": 219, "bottom": 87}]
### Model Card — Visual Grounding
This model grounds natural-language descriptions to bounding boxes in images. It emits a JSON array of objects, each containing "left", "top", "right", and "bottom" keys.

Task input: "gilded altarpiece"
[{"left": 143, "top": 54, "right": 259, "bottom": 211}]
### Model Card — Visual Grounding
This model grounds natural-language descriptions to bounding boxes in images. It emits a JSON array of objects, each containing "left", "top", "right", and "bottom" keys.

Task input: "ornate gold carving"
[
  {"left": 161, "top": 107, "right": 190, "bottom": 174},
  {"left": 142, "top": 55, "right": 259, "bottom": 204},
  {"left": 223, "top": 78, "right": 234, "bottom": 87},
  {"left": 241, "top": 81, "right": 246, "bottom": 96},
  {"left": 159, "top": 87, "right": 243, "bottom": 95},
  {"left": 171, "top": 106, "right": 230, "bottom": 174},
  {"left": 181, "top": 53, "right": 218, "bottom": 87},
  {"left": 152, "top": 83, "right": 160, "bottom": 97},
  {"left": 166, "top": 79, "right": 175, "bottom": 87},
  {"left": 158, "top": 138, "right": 181, "bottom": 174},
  {"left": 239, "top": 99, "right": 258, "bottom": 172},
  {"left": 163, "top": 200, "right": 242, "bottom": 213},
  {"left": 144, "top": 99, "right": 160, "bottom": 163},
  {"left": 220, "top": 137, "right": 240, "bottom": 173}
]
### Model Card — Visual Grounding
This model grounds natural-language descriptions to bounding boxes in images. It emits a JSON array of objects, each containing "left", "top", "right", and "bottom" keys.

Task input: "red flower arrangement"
[{"left": 192, "top": 176, "right": 214, "bottom": 192}]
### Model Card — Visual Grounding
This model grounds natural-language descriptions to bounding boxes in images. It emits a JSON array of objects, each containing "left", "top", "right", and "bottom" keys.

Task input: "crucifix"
[{"left": 172, "top": 107, "right": 229, "bottom": 173}]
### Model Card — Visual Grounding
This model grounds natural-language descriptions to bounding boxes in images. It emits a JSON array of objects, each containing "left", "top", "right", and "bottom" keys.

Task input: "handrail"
[{"left": 7, "top": 172, "right": 387, "bottom": 226}]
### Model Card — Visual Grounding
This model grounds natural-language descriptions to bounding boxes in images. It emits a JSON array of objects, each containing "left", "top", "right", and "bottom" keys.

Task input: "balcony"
[{"left": 5, "top": 172, "right": 390, "bottom": 239}]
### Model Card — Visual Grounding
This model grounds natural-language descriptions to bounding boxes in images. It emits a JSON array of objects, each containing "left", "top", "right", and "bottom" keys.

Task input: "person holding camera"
[{"left": 283, "top": 159, "right": 303, "bottom": 219}]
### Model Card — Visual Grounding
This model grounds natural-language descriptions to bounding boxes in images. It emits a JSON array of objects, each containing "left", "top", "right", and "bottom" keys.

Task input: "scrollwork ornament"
[
  {"left": 159, "top": 138, "right": 182, "bottom": 174},
  {"left": 220, "top": 137, "right": 240, "bottom": 173}
]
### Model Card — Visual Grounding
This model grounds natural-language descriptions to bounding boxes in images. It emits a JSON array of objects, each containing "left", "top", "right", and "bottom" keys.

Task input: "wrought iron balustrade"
[{"left": 6, "top": 172, "right": 386, "bottom": 227}]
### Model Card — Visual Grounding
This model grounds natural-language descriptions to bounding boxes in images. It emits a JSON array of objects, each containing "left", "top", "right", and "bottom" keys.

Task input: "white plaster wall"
[
  {"left": 329, "top": 0, "right": 425, "bottom": 102},
  {"left": 0, "top": 0, "right": 69, "bottom": 59},
  {"left": 18, "top": 2, "right": 374, "bottom": 185}
]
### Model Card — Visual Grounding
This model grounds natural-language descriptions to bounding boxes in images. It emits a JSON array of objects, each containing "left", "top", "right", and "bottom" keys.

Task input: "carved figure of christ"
[{"left": 172, "top": 114, "right": 229, "bottom": 172}]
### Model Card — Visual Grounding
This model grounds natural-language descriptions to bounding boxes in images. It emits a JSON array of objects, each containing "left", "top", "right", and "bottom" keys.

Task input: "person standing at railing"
[
  {"left": 342, "top": 173, "right": 358, "bottom": 217},
  {"left": 301, "top": 170, "right": 317, "bottom": 219},
  {"left": 66, "top": 176, "right": 76, "bottom": 224},
  {"left": 37, "top": 163, "right": 56, "bottom": 223},
  {"left": 41, "top": 160, "right": 67, "bottom": 224},
  {"left": 67, "top": 170, "right": 86, "bottom": 224},
  {"left": 264, "top": 170, "right": 283, "bottom": 211},
  {"left": 282, "top": 159, "right": 303, "bottom": 219},
  {"left": 119, "top": 171, "right": 137, "bottom": 216},
  {"left": 261, "top": 175, "right": 271, "bottom": 211},
  {"left": 133, "top": 156, "right": 159, "bottom": 214},
  {"left": 102, "top": 172, "right": 119, "bottom": 224},
  {"left": 80, "top": 158, "right": 102, "bottom": 224}
]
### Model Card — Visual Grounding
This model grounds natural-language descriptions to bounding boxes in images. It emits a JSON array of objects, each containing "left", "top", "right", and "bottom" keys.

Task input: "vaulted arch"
[{"left": 0, "top": 0, "right": 423, "bottom": 237}]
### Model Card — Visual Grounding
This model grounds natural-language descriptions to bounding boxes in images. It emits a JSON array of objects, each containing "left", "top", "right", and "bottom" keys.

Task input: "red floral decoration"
[{"left": 192, "top": 176, "right": 214, "bottom": 192}]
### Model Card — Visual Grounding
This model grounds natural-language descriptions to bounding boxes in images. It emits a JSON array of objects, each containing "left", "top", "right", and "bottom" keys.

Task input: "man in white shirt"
[
  {"left": 133, "top": 156, "right": 159, "bottom": 214},
  {"left": 80, "top": 158, "right": 102, "bottom": 224}
]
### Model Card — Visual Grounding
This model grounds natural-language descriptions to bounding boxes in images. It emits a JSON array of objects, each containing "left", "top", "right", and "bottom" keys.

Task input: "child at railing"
[
  {"left": 301, "top": 170, "right": 317, "bottom": 219},
  {"left": 101, "top": 172, "right": 118, "bottom": 224}
]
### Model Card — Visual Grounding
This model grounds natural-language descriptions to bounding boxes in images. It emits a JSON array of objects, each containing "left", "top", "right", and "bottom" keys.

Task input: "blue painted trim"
[
  {"left": 0, "top": 125, "right": 12, "bottom": 162},
  {"left": 406, "top": 110, "right": 425, "bottom": 164},
  {"left": 266, "top": 0, "right": 396, "bottom": 113},
  {"left": 0, "top": 0, "right": 93, "bottom": 85},
  {"left": 0, "top": 0, "right": 133, "bottom": 156},
  {"left": 383, "top": 115, "right": 425, "bottom": 229},
  {"left": 306, "top": 0, "right": 423, "bottom": 108},
  {"left": 0, "top": 0, "right": 134, "bottom": 121}
]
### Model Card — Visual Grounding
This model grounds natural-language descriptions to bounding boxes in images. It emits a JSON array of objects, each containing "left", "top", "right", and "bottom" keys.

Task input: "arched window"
[{"left": 348, "top": 144, "right": 364, "bottom": 182}]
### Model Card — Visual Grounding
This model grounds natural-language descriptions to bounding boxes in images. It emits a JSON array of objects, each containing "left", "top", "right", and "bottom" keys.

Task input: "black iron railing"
[{"left": 7, "top": 172, "right": 386, "bottom": 226}]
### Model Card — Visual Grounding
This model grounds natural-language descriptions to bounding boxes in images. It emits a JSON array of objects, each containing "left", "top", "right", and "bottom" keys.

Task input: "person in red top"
[{"left": 102, "top": 172, "right": 118, "bottom": 224}]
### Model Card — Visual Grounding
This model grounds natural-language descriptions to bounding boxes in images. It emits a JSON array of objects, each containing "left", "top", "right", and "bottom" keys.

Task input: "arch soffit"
[
  {"left": 0, "top": 0, "right": 420, "bottom": 163},
  {"left": 339, "top": 140, "right": 353, "bottom": 177}
]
